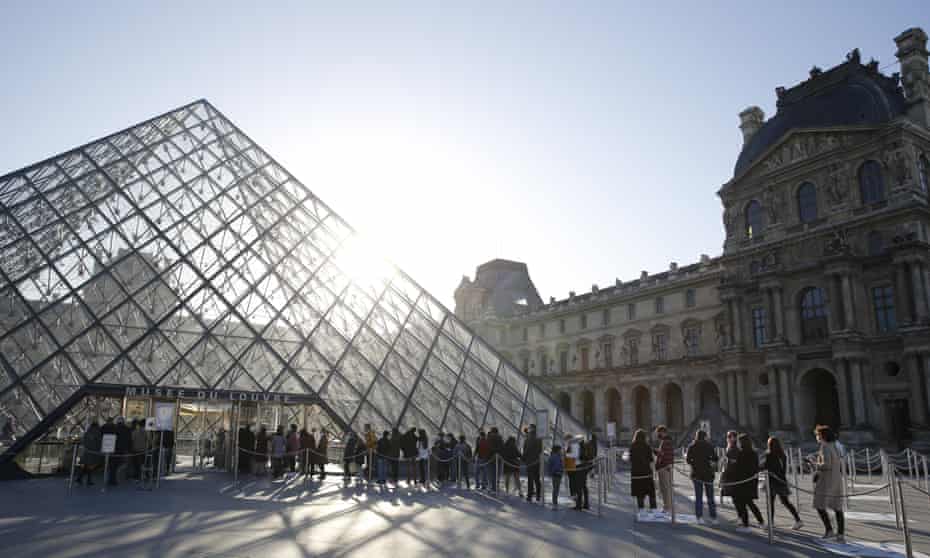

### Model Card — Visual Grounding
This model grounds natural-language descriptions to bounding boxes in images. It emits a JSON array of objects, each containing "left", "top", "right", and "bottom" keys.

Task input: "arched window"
[
  {"left": 800, "top": 287, "right": 829, "bottom": 343},
  {"left": 919, "top": 154, "right": 929, "bottom": 192},
  {"left": 858, "top": 160, "right": 885, "bottom": 205},
  {"left": 745, "top": 200, "right": 763, "bottom": 239},
  {"left": 797, "top": 182, "right": 818, "bottom": 223},
  {"left": 867, "top": 231, "right": 885, "bottom": 256}
]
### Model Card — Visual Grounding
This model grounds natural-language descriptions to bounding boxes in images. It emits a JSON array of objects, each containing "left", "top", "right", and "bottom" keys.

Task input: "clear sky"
[{"left": 1, "top": 1, "right": 927, "bottom": 309}]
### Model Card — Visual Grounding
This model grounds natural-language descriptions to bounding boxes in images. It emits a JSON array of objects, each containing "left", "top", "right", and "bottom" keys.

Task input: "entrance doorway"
[
  {"left": 664, "top": 383, "right": 684, "bottom": 431},
  {"left": 633, "top": 386, "right": 651, "bottom": 431},
  {"left": 697, "top": 380, "right": 720, "bottom": 412},
  {"left": 886, "top": 399, "right": 912, "bottom": 450},
  {"left": 799, "top": 369, "right": 841, "bottom": 433}
]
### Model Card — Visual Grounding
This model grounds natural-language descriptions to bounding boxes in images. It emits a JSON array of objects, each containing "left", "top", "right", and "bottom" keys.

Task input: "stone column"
[
  {"left": 650, "top": 384, "right": 663, "bottom": 428},
  {"left": 725, "top": 299, "right": 736, "bottom": 347},
  {"left": 768, "top": 366, "right": 781, "bottom": 429},
  {"left": 896, "top": 262, "right": 914, "bottom": 325},
  {"left": 773, "top": 287, "right": 785, "bottom": 341},
  {"left": 779, "top": 365, "right": 793, "bottom": 427},
  {"left": 849, "top": 359, "right": 867, "bottom": 427},
  {"left": 571, "top": 389, "right": 584, "bottom": 425},
  {"left": 841, "top": 274, "right": 857, "bottom": 331},
  {"left": 683, "top": 380, "right": 697, "bottom": 426},
  {"left": 595, "top": 387, "right": 607, "bottom": 433},
  {"left": 733, "top": 300, "right": 744, "bottom": 347},
  {"left": 912, "top": 260, "right": 930, "bottom": 323},
  {"left": 620, "top": 385, "right": 633, "bottom": 430},
  {"left": 736, "top": 371, "right": 748, "bottom": 425},
  {"left": 726, "top": 372, "right": 737, "bottom": 418},
  {"left": 908, "top": 355, "right": 929, "bottom": 426},
  {"left": 833, "top": 361, "right": 852, "bottom": 428},
  {"left": 828, "top": 274, "right": 844, "bottom": 332}
]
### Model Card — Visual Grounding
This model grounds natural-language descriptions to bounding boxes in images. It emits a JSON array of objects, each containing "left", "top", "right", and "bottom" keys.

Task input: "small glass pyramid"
[{"left": 0, "top": 100, "right": 584, "bottom": 454}]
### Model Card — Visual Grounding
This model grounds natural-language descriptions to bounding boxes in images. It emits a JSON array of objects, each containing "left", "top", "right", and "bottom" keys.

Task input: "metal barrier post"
[
  {"left": 669, "top": 464, "right": 676, "bottom": 524},
  {"left": 157, "top": 431, "right": 164, "bottom": 489},
  {"left": 793, "top": 448, "right": 801, "bottom": 512},
  {"left": 898, "top": 478, "right": 914, "bottom": 558},
  {"left": 907, "top": 449, "right": 914, "bottom": 480},
  {"left": 102, "top": 453, "right": 110, "bottom": 493},
  {"left": 68, "top": 444, "right": 78, "bottom": 496},
  {"left": 496, "top": 454, "right": 501, "bottom": 493},
  {"left": 866, "top": 448, "right": 872, "bottom": 483},
  {"left": 765, "top": 473, "right": 774, "bottom": 545},
  {"left": 368, "top": 448, "right": 373, "bottom": 484},
  {"left": 597, "top": 458, "right": 603, "bottom": 517},
  {"left": 540, "top": 454, "right": 546, "bottom": 505},
  {"left": 923, "top": 455, "right": 929, "bottom": 491},
  {"left": 892, "top": 469, "right": 902, "bottom": 530}
]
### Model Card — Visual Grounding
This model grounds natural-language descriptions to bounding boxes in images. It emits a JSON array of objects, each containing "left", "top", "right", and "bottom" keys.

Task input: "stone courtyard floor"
[{"left": 0, "top": 464, "right": 928, "bottom": 557}]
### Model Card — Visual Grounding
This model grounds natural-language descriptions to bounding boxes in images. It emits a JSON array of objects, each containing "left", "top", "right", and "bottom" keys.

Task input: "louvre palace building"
[{"left": 455, "top": 27, "right": 930, "bottom": 447}]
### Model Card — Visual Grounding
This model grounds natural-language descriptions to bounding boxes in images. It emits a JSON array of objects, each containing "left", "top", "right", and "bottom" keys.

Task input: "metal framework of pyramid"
[{"left": 0, "top": 99, "right": 585, "bottom": 461}]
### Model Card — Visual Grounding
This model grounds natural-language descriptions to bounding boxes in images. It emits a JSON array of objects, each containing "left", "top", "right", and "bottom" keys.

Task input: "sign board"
[
  {"left": 144, "top": 417, "right": 157, "bottom": 431},
  {"left": 535, "top": 410, "right": 549, "bottom": 440},
  {"left": 606, "top": 421, "right": 616, "bottom": 440},
  {"left": 154, "top": 402, "right": 175, "bottom": 431},
  {"left": 101, "top": 434, "right": 116, "bottom": 454}
]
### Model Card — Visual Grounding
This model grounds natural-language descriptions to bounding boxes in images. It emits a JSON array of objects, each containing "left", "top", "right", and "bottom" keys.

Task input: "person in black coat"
[
  {"left": 389, "top": 428, "right": 402, "bottom": 484},
  {"left": 100, "top": 418, "right": 119, "bottom": 485},
  {"left": 763, "top": 436, "right": 803, "bottom": 529},
  {"left": 721, "top": 430, "right": 739, "bottom": 501},
  {"left": 522, "top": 424, "right": 542, "bottom": 502},
  {"left": 629, "top": 429, "right": 656, "bottom": 517},
  {"left": 501, "top": 436, "right": 523, "bottom": 496},
  {"left": 685, "top": 430, "right": 718, "bottom": 523},
  {"left": 732, "top": 434, "right": 765, "bottom": 530},
  {"left": 487, "top": 427, "right": 503, "bottom": 493},
  {"left": 342, "top": 431, "right": 358, "bottom": 479},
  {"left": 238, "top": 425, "right": 253, "bottom": 474},
  {"left": 402, "top": 427, "right": 418, "bottom": 484},
  {"left": 114, "top": 417, "right": 132, "bottom": 484},
  {"left": 254, "top": 426, "right": 268, "bottom": 475}
]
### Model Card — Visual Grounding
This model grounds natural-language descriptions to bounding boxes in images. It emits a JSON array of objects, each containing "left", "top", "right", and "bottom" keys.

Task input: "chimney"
[
  {"left": 895, "top": 27, "right": 930, "bottom": 128},
  {"left": 739, "top": 106, "right": 765, "bottom": 145}
]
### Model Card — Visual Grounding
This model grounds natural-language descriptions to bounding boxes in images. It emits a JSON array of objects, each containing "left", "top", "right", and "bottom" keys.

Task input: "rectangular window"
[
  {"left": 539, "top": 323, "right": 545, "bottom": 338},
  {"left": 559, "top": 350, "right": 568, "bottom": 373},
  {"left": 580, "top": 347, "right": 590, "bottom": 371},
  {"left": 602, "top": 342, "right": 613, "bottom": 368},
  {"left": 685, "top": 289, "right": 696, "bottom": 308},
  {"left": 684, "top": 326, "right": 700, "bottom": 356},
  {"left": 625, "top": 337, "right": 639, "bottom": 365},
  {"left": 522, "top": 356, "right": 529, "bottom": 373},
  {"left": 752, "top": 306, "right": 767, "bottom": 347},
  {"left": 873, "top": 285, "right": 897, "bottom": 333},
  {"left": 580, "top": 314, "right": 588, "bottom": 330},
  {"left": 559, "top": 318, "right": 565, "bottom": 334},
  {"left": 652, "top": 333, "right": 668, "bottom": 361},
  {"left": 602, "top": 308, "right": 611, "bottom": 326},
  {"left": 627, "top": 303, "right": 636, "bottom": 320},
  {"left": 539, "top": 353, "right": 548, "bottom": 375},
  {"left": 522, "top": 327, "right": 528, "bottom": 342},
  {"left": 655, "top": 296, "right": 664, "bottom": 314}
]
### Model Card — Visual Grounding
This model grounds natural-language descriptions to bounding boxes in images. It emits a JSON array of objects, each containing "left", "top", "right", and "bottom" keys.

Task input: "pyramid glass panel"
[{"left": 0, "top": 100, "right": 586, "bottom": 464}]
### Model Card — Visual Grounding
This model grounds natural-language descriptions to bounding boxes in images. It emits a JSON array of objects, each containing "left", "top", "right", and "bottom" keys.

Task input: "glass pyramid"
[{"left": 0, "top": 99, "right": 584, "bottom": 455}]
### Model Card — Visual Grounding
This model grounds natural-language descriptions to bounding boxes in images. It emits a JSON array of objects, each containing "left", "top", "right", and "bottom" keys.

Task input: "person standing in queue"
[
  {"left": 763, "top": 436, "right": 803, "bottom": 530},
  {"left": 416, "top": 429, "right": 429, "bottom": 486},
  {"left": 733, "top": 433, "right": 765, "bottom": 531},
  {"left": 686, "top": 430, "right": 718, "bottom": 525},
  {"left": 629, "top": 429, "right": 657, "bottom": 520},
  {"left": 523, "top": 424, "right": 542, "bottom": 503},
  {"left": 812, "top": 425, "right": 845, "bottom": 543},
  {"left": 254, "top": 425, "right": 268, "bottom": 476},
  {"left": 653, "top": 425, "right": 674, "bottom": 516},
  {"left": 316, "top": 429, "right": 329, "bottom": 480}
]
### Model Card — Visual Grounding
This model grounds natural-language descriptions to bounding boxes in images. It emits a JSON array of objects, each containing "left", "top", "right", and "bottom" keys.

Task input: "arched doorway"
[
  {"left": 697, "top": 380, "right": 721, "bottom": 412},
  {"left": 558, "top": 392, "right": 571, "bottom": 414},
  {"left": 633, "top": 385, "right": 651, "bottom": 431},
  {"left": 799, "top": 369, "right": 841, "bottom": 432},
  {"left": 606, "top": 388, "right": 622, "bottom": 427},
  {"left": 665, "top": 383, "right": 684, "bottom": 430},
  {"left": 581, "top": 390, "right": 595, "bottom": 429}
]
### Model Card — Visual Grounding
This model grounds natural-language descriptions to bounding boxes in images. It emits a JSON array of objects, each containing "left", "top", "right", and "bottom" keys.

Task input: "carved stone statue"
[
  {"left": 764, "top": 185, "right": 786, "bottom": 224},
  {"left": 826, "top": 163, "right": 850, "bottom": 206},
  {"left": 885, "top": 149, "right": 913, "bottom": 186},
  {"left": 824, "top": 228, "right": 852, "bottom": 256}
]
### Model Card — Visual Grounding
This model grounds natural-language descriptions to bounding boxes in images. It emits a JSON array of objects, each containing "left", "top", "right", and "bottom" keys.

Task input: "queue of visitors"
[{"left": 631, "top": 423, "right": 847, "bottom": 543}]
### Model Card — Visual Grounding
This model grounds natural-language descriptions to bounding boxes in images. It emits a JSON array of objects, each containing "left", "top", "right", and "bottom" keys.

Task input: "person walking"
[
  {"left": 254, "top": 425, "right": 268, "bottom": 476},
  {"left": 812, "top": 425, "right": 845, "bottom": 543},
  {"left": 238, "top": 424, "right": 254, "bottom": 474},
  {"left": 488, "top": 427, "right": 503, "bottom": 493},
  {"left": 416, "top": 429, "right": 429, "bottom": 486},
  {"left": 763, "top": 436, "right": 803, "bottom": 530},
  {"left": 563, "top": 434, "right": 578, "bottom": 498},
  {"left": 629, "top": 429, "right": 657, "bottom": 519},
  {"left": 114, "top": 417, "right": 131, "bottom": 484},
  {"left": 502, "top": 435, "right": 523, "bottom": 497},
  {"left": 454, "top": 434, "right": 472, "bottom": 488},
  {"left": 270, "top": 425, "right": 286, "bottom": 480},
  {"left": 654, "top": 425, "right": 674, "bottom": 515},
  {"left": 686, "top": 430, "right": 718, "bottom": 525},
  {"left": 721, "top": 430, "right": 739, "bottom": 506},
  {"left": 523, "top": 424, "right": 542, "bottom": 502},
  {"left": 547, "top": 445, "right": 564, "bottom": 508},
  {"left": 733, "top": 434, "right": 765, "bottom": 532}
]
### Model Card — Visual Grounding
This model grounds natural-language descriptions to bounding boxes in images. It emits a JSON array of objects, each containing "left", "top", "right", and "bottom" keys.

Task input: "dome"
[{"left": 733, "top": 56, "right": 906, "bottom": 177}]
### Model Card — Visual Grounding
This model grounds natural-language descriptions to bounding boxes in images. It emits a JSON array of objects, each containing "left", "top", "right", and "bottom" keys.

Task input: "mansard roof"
[{"left": 733, "top": 50, "right": 907, "bottom": 177}]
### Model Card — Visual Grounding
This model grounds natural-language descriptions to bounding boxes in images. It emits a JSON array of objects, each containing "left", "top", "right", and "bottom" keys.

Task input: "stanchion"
[
  {"left": 540, "top": 454, "right": 546, "bottom": 505},
  {"left": 792, "top": 449, "right": 801, "bottom": 513},
  {"left": 597, "top": 458, "right": 603, "bottom": 517},
  {"left": 907, "top": 449, "right": 914, "bottom": 480},
  {"left": 368, "top": 448, "right": 374, "bottom": 484},
  {"left": 897, "top": 477, "right": 914, "bottom": 558},
  {"left": 923, "top": 455, "right": 929, "bottom": 491},
  {"left": 102, "top": 453, "right": 110, "bottom": 493},
  {"left": 892, "top": 469, "right": 902, "bottom": 530},
  {"left": 669, "top": 465, "right": 676, "bottom": 525},
  {"left": 495, "top": 454, "right": 500, "bottom": 493},
  {"left": 67, "top": 444, "right": 78, "bottom": 496},
  {"left": 866, "top": 448, "right": 872, "bottom": 483},
  {"left": 232, "top": 431, "right": 238, "bottom": 489},
  {"left": 765, "top": 473, "right": 774, "bottom": 545}
]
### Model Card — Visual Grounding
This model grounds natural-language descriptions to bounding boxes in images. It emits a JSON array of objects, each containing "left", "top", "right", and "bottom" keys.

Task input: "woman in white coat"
[{"left": 812, "top": 425, "right": 845, "bottom": 543}]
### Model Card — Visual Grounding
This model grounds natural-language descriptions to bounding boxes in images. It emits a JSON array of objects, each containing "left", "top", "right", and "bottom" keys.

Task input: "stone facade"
[{"left": 455, "top": 27, "right": 930, "bottom": 447}]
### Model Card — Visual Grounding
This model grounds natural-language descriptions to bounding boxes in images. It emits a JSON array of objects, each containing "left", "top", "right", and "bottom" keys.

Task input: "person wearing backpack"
[
  {"left": 454, "top": 434, "right": 472, "bottom": 489},
  {"left": 546, "top": 445, "right": 565, "bottom": 508}
]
